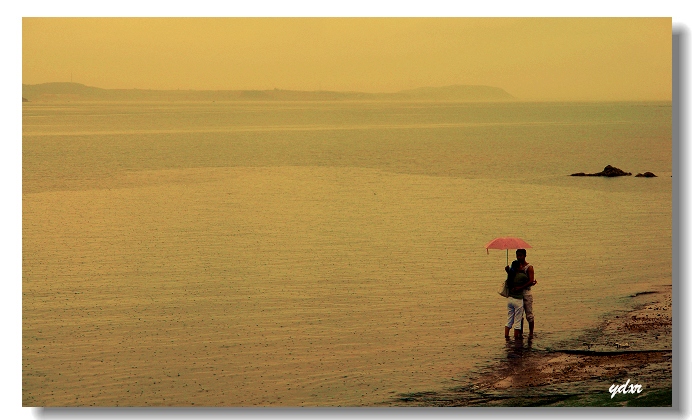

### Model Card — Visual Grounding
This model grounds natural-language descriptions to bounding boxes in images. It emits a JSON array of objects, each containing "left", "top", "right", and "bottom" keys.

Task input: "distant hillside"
[
  {"left": 22, "top": 82, "right": 108, "bottom": 101},
  {"left": 22, "top": 82, "right": 515, "bottom": 102}
]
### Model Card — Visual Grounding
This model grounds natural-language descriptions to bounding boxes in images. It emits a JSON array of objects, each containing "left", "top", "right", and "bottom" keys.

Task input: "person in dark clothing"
[
  {"left": 505, "top": 249, "right": 537, "bottom": 339},
  {"left": 504, "top": 260, "right": 529, "bottom": 339}
]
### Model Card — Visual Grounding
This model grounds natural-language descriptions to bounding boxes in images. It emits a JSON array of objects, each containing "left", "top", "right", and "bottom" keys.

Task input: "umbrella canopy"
[{"left": 485, "top": 237, "right": 532, "bottom": 265}]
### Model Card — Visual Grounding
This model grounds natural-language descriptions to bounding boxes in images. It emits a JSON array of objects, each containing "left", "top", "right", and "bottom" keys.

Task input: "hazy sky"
[{"left": 22, "top": 17, "right": 671, "bottom": 101}]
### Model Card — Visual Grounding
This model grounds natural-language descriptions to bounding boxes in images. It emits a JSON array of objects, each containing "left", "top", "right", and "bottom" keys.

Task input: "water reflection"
[{"left": 505, "top": 336, "right": 533, "bottom": 362}]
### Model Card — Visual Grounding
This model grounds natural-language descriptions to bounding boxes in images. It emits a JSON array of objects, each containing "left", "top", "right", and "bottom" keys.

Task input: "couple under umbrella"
[{"left": 486, "top": 237, "right": 537, "bottom": 339}]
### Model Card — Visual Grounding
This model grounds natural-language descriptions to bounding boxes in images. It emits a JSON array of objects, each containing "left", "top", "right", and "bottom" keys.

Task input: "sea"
[{"left": 22, "top": 100, "right": 672, "bottom": 406}]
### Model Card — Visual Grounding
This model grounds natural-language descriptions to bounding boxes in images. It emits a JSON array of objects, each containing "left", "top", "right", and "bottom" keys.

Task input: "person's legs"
[
  {"left": 523, "top": 291, "right": 535, "bottom": 338},
  {"left": 514, "top": 305, "right": 524, "bottom": 338},
  {"left": 510, "top": 298, "right": 524, "bottom": 339},
  {"left": 505, "top": 301, "right": 515, "bottom": 339}
]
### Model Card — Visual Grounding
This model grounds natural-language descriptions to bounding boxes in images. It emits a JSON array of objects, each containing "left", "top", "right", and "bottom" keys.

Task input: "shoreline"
[{"left": 385, "top": 284, "right": 672, "bottom": 407}]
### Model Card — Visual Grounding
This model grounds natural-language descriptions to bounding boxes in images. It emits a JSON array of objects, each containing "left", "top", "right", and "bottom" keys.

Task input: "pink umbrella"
[{"left": 485, "top": 237, "right": 532, "bottom": 265}]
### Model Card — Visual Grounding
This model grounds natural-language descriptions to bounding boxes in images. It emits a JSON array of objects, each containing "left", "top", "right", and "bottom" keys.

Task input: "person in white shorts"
[
  {"left": 505, "top": 248, "right": 537, "bottom": 339},
  {"left": 504, "top": 260, "right": 528, "bottom": 339}
]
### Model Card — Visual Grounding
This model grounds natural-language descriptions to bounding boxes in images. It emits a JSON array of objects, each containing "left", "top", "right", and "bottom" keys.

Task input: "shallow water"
[{"left": 22, "top": 100, "right": 671, "bottom": 406}]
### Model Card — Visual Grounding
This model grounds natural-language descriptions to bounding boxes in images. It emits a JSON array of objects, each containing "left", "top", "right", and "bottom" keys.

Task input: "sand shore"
[{"left": 386, "top": 284, "right": 672, "bottom": 407}]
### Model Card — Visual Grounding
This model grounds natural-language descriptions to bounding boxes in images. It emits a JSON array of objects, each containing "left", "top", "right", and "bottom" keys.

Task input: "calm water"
[{"left": 23, "top": 100, "right": 672, "bottom": 406}]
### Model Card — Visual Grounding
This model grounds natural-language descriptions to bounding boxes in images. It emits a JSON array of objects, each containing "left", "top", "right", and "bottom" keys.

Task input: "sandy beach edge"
[{"left": 381, "top": 284, "right": 673, "bottom": 407}]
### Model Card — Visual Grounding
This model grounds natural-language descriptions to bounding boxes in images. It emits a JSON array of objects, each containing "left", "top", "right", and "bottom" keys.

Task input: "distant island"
[{"left": 21, "top": 82, "right": 515, "bottom": 102}]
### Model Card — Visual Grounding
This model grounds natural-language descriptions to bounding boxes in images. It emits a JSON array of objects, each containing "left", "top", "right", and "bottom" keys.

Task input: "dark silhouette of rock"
[
  {"left": 598, "top": 165, "right": 632, "bottom": 177},
  {"left": 635, "top": 172, "right": 657, "bottom": 177},
  {"left": 571, "top": 165, "right": 632, "bottom": 177},
  {"left": 22, "top": 97, "right": 28, "bottom": 102}
]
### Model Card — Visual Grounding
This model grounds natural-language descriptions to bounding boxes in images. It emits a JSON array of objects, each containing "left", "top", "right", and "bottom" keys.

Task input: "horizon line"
[
  {"left": 22, "top": 81, "right": 514, "bottom": 94},
  {"left": 22, "top": 81, "right": 672, "bottom": 102}
]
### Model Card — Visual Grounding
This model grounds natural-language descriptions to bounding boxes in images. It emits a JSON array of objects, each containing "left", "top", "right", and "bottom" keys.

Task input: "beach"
[{"left": 388, "top": 284, "right": 672, "bottom": 407}]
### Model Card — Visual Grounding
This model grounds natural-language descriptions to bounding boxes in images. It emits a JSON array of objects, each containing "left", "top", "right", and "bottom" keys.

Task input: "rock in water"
[
  {"left": 635, "top": 172, "right": 657, "bottom": 177},
  {"left": 570, "top": 165, "right": 632, "bottom": 177},
  {"left": 597, "top": 165, "right": 632, "bottom": 177}
]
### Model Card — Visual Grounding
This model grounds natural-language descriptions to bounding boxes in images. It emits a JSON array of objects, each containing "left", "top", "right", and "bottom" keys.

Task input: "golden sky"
[{"left": 22, "top": 17, "right": 671, "bottom": 101}]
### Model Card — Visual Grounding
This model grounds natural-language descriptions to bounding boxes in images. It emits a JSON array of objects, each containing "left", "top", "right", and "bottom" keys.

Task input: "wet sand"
[{"left": 387, "top": 284, "right": 672, "bottom": 407}]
